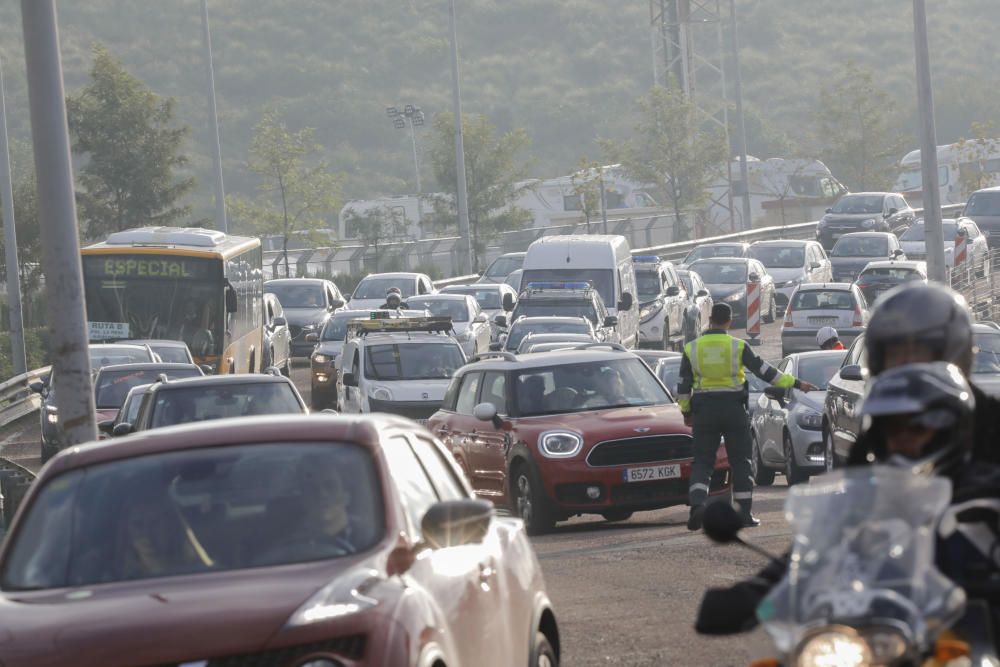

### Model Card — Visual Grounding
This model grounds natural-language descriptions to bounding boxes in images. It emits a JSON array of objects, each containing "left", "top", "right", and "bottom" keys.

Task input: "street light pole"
[
  {"left": 200, "top": 0, "right": 228, "bottom": 234},
  {"left": 20, "top": 0, "right": 96, "bottom": 444},
  {"left": 599, "top": 168, "right": 609, "bottom": 234},
  {"left": 729, "top": 0, "right": 753, "bottom": 231},
  {"left": 448, "top": 0, "right": 473, "bottom": 275},
  {"left": 0, "top": 57, "right": 26, "bottom": 376},
  {"left": 912, "top": 0, "right": 945, "bottom": 283}
]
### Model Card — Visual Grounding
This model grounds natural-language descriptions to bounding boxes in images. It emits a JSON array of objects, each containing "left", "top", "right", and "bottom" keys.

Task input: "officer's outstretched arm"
[{"left": 741, "top": 345, "right": 814, "bottom": 391}]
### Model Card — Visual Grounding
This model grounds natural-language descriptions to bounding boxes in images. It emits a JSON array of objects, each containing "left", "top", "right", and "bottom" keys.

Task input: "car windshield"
[
  {"left": 636, "top": 271, "right": 662, "bottom": 301},
  {"left": 966, "top": 192, "right": 1000, "bottom": 216},
  {"left": 657, "top": 358, "right": 681, "bottom": 393},
  {"left": 89, "top": 346, "right": 154, "bottom": 370},
  {"left": 442, "top": 287, "right": 502, "bottom": 309},
  {"left": 748, "top": 246, "right": 805, "bottom": 269},
  {"left": 505, "top": 320, "right": 592, "bottom": 351},
  {"left": 151, "top": 383, "right": 302, "bottom": 428},
  {"left": 689, "top": 261, "right": 747, "bottom": 284},
  {"left": 899, "top": 222, "right": 958, "bottom": 242},
  {"left": 684, "top": 245, "right": 743, "bottom": 263},
  {"left": 352, "top": 277, "right": 416, "bottom": 299},
  {"left": 95, "top": 367, "right": 202, "bottom": 409},
  {"left": 796, "top": 354, "right": 848, "bottom": 390},
  {"left": 405, "top": 298, "right": 470, "bottom": 322},
  {"left": 365, "top": 342, "right": 464, "bottom": 380},
  {"left": 265, "top": 283, "right": 324, "bottom": 309},
  {"left": 484, "top": 255, "right": 524, "bottom": 279},
  {"left": 515, "top": 357, "right": 671, "bottom": 416},
  {"left": 119, "top": 386, "right": 149, "bottom": 425},
  {"left": 858, "top": 267, "right": 921, "bottom": 282},
  {"left": 831, "top": 236, "right": 888, "bottom": 257},
  {"left": 830, "top": 195, "right": 884, "bottom": 214},
  {"left": 511, "top": 301, "right": 598, "bottom": 324},
  {"left": 790, "top": 290, "right": 856, "bottom": 311},
  {"left": 1, "top": 443, "right": 384, "bottom": 590},
  {"left": 972, "top": 332, "right": 1000, "bottom": 375},
  {"left": 149, "top": 345, "right": 192, "bottom": 364},
  {"left": 519, "top": 269, "right": 614, "bottom": 310}
]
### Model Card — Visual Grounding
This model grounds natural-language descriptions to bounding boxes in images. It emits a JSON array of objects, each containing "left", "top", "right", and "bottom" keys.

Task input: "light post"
[
  {"left": 386, "top": 104, "right": 425, "bottom": 237},
  {"left": 200, "top": 0, "right": 227, "bottom": 234},
  {"left": 0, "top": 56, "right": 26, "bottom": 376},
  {"left": 448, "top": 0, "right": 473, "bottom": 275}
]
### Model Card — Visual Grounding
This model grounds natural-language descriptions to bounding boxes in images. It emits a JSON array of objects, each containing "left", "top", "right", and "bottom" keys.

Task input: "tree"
[
  {"left": 227, "top": 109, "right": 343, "bottom": 278},
  {"left": 67, "top": 44, "right": 194, "bottom": 238},
  {"left": 0, "top": 140, "right": 44, "bottom": 325},
  {"left": 342, "top": 206, "right": 407, "bottom": 272},
  {"left": 569, "top": 158, "right": 603, "bottom": 233},
  {"left": 428, "top": 113, "right": 533, "bottom": 270},
  {"left": 607, "top": 86, "right": 727, "bottom": 242},
  {"left": 814, "top": 63, "right": 905, "bottom": 192},
  {"left": 955, "top": 121, "right": 1000, "bottom": 198}
]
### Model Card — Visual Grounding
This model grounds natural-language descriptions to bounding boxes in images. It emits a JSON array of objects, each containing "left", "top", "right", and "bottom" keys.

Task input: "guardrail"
[
  {"left": 0, "top": 366, "right": 49, "bottom": 429},
  {"left": 432, "top": 274, "right": 480, "bottom": 288}
]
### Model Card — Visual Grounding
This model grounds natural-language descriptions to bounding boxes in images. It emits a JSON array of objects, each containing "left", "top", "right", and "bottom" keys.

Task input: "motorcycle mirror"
[{"left": 702, "top": 502, "right": 744, "bottom": 544}]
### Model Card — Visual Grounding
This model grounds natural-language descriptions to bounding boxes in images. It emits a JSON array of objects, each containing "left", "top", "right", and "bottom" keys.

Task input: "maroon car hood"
[
  {"left": 515, "top": 403, "right": 686, "bottom": 437},
  {"left": 0, "top": 561, "right": 361, "bottom": 666}
]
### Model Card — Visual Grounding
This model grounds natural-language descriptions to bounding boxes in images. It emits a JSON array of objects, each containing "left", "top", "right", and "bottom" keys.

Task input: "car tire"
[
  {"left": 783, "top": 431, "right": 809, "bottom": 486},
  {"left": 261, "top": 346, "right": 272, "bottom": 372},
  {"left": 533, "top": 631, "right": 559, "bottom": 667},
  {"left": 601, "top": 510, "right": 633, "bottom": 522},
  {"left": 752, "top": 435, "right": 775, "bottom": 486},
  {"left": 512, "top": 462, "right": 556, "bottom": 536},
  {"left": 823, "top": 426, "right": 836, "bottom": 472},
  {"left": 762, "top": 291, "right": 776, "bottom": 324},
  {"left": 661, "top": 319, "right": 670, "bottom": 351}
]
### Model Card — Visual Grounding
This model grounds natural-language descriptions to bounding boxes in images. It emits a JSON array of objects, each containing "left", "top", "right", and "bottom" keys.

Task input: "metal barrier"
[
  {"left": 433, "top": 274, "right": 480, "bottom": 288},
  {"left": 0, "top": 366, "right": 49, "bottom": 429},
  {"left": 950, "top": 248, "right": 1000, "bottom": 323}
]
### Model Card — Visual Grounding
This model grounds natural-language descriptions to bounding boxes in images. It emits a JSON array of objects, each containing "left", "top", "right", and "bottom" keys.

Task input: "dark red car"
[
  {"left": 0, "top": 415, "right": 559, "bottom": 666},
  {"left": 427, "top": 345, "right": 731, "bottom": 534}
]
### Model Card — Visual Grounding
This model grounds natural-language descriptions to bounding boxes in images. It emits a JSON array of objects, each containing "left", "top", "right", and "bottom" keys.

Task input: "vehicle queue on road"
[{"left": 10, "top": 190, "right": 998, "bottom": 665}]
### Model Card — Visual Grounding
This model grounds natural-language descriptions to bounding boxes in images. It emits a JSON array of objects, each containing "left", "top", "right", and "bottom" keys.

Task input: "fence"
[{"left": 950, "top": 249, "right": 1000, "bottom": 323}]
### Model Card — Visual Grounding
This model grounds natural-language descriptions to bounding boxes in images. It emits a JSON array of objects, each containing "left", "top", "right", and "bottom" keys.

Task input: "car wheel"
[
  {"left": 752, "top": 435, "right": 775, "bottom": 486},
  {"left": 601, "top": 510, "right": 633, "bottom": 522},
  {"left": 783, "top": 431, "right": 809, "bottom": 486},
  {"left": 533, "top": 631, "right": 559, "bottom": 667},
  {"left": 823, "top": 426, "right": 836, "bottom": 472},
  {"left": 762, "top": 291, "right": 776, "bottom": 324},
  {"left": 513, "top": 462, "right": 556, "bottom": 535}
]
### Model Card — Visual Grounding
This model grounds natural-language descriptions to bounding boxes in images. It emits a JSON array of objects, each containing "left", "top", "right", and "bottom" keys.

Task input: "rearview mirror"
[
  {"left": 617, "top": 292, "right": 634, "bottom": 311},
  {"left": 763, "top": 386, "right": 787, "bottom": 406},
  {"left": 702, "top": 501, "right": 744, "bottom": 544},
  {"left": 825, "top": 208, "right": 832, "bottom": 214},
  {"left": 305, "top": 333, "right": 319, "bottom": 342},
  {"left": 474, "top": 313, "right": 488, "bottom": 324},
  {"left": 342, "top": 372, "right": 358, "bottom": 387},
  {"left": 493, "top": 314, "right": 508, "bottom": 328},
  {"left": 421, "top": 499, "right": 493, "bottom": 549},
  {"left": 748, "top": 273, "right": 760, "bottom": 283},
  {"left": 489, "top": 342, "right": 502, "bottom": 352},
  {"left": 225, "top": 284, "right": 238, "bottom": 313},
  {"left": 666, "top": 285, "right": 680, "bottom": 297},
  {"left": 29, "top": 380, "right": 46, "bottom": 395},
  {"left": 887, "top": 208, "right": 898, "bottom": 217},
  {"left": 839, "top": 364, "right": 864, "bottom": 382},
  {"left": 272, "top": 316, "right": 287, "bottom": 327},
  {"left": 809, "top": 262, "right": 821, "bottom": 270},
  {"left": 502, "top": 292, "right": 515, "bottom": 312},
  {"left": 112, "top": 423, "right": 133, "bottom": 437},
  {"left": 696, "top": 289, "right": 709, "bottom": 298},
  {"left": 603, "top": 315, "right": 619, "bottom": 328},
  {"left": 892, "top": 249, "right": 904, "bottom": 258},
  {"left": 97, "top": 419, "right": 115, "bottom": 435},
  {"left": 329, "top": 298, "right": 345, "bottom": 310},
  {"left": 473, "top": 401, "right": 503, "bottom": 429}
]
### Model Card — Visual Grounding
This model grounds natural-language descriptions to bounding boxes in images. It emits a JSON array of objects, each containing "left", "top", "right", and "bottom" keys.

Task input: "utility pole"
[
  {"left": 0, "top": 57, "right": 26, "bottom": 376},
  {"left": 408, "top": 118, "right": 424, "bottom": 234},
  {"left": 728, "top": 0, "right": 752, "bottom": 231},
  {"left": 448, "top": 0, "right": 473, "bottom": 275},
  {"left": 912, "top": 0, "right": 945, "bottom": 283},
  {"left": 201, "top": 0, "right": 228, "bottom": 234},
  {"left": 599, "top": 168, "right": 609, "bottom": 234},
  {"left": 21, "top": 0, "right": 96, "bottom": 444}
]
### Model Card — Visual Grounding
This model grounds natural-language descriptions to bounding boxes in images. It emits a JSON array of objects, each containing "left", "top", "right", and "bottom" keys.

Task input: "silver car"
[
  {"left": 751, "top": 349, "right": 848, "bottom": 486},
  {"left": 780, "top": 283, "right": 869, "bottom": 356},
  {"left": 747, "top": 240, "right": 832, "bottom": 313},
  {"left": 406, "top": 294, "right": 493, "bottom": 358},
  {"left": 654, "top": 352, "right": 768, "bottom": 413},
  {"left": 439, "top": 283, "right": 518, "bottom": 341}
]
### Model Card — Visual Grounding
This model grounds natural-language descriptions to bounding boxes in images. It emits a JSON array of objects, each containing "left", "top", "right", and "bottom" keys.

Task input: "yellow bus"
[{"left": 81, "top": 227, "right": 264, "bottom": 374}]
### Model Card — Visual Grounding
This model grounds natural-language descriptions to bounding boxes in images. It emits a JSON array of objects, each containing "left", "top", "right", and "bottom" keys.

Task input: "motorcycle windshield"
[{"left": 757, "top": 466, "right": 965, "bottom": 654}]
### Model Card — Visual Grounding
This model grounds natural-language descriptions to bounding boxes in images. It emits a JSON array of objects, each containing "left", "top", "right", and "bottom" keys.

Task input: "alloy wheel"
[{"left": 517, "top": 473, "right": 533, "bottom": 526}]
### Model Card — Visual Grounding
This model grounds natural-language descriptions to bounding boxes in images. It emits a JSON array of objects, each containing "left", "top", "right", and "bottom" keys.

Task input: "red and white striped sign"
[
  {"left": 746, "top": 279, "right": 761, "bottom": 337},
  {"left": 954, "top": 230, "right": 968, "bottom": 267}
]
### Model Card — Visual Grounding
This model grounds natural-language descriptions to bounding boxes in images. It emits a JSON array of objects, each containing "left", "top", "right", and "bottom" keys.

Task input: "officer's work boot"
[
  {"left": 736, "top": 499, "right": 760, "bottom": 528},
  {"left": 687, "top": 504, "right": 705, "bottom": 531}
]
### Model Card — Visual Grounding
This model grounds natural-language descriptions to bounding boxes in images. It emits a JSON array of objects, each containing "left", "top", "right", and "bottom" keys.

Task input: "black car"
[
  {"left": 816, "top": 192, "right": 916, "bottom": 250},
  {"left": 828, "top": 232, "right": 905, "bottom": 283},
  {"left": 264, "top": 278, "right": 346, "bottom": 357}
]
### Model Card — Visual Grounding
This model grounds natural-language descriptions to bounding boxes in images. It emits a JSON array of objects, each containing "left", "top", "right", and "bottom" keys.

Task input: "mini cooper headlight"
[{"left": 538, "top": 431, "right": 583, "bottom": 458}]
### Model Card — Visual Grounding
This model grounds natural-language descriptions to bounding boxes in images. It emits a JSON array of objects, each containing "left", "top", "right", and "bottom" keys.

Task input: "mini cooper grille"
[
  {"left": 168, "top": 635, "right": 366, "bottom": 667},
  {"left": 586, "top": 435, "right": 694, "bottom": 467}
]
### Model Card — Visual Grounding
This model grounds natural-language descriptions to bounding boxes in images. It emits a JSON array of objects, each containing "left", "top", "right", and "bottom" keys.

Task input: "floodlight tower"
[{"left": 386, "top": 104, "right": 426, "bottom": 235}]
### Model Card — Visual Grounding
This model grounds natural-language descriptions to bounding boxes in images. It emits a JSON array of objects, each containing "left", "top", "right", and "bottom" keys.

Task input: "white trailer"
[{"left": 893, "top": 140, "right": 1000, "bottom": 209}]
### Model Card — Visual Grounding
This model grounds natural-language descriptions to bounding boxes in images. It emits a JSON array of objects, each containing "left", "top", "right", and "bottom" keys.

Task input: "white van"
[{"left": 520, "top": 235, "right": 639, "bottom": 347}]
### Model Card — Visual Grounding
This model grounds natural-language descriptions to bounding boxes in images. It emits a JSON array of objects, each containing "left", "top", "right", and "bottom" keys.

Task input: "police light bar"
[
  {"left": 633, "top": 255, "right": 662, "bottom": 263},
  {"left": 347, "top": 316, "right": 453, "bottom": 337},
  {"left": 524, "top": 281, "right": 592, "bottom": 291}
]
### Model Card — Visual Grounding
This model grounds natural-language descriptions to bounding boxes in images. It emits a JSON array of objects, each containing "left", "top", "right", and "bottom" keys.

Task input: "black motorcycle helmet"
[
  {"left": 859, "top": 362, "right": 975, "bottom": 477},
  {"left": 865, "top": 283, "right": 973, "bottom": 377}
]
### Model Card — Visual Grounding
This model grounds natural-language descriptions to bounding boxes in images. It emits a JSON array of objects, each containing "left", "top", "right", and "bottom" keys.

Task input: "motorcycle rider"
[
  {"left": 379, "top": 287, "right": 409, "bottom": 310},
  {"left": 816, "top": 325, "right": 844, "bottom": 351}
]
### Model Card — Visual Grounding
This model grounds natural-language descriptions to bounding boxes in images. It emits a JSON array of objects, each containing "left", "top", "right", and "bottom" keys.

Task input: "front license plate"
[{"left": 623, "top": 464, "right": 681, "bottom": 483}]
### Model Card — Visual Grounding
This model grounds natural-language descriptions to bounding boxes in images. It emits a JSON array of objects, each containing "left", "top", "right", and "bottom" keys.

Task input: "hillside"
[{"left": 0, "top": 0, "right": 996, "bottom": 223}]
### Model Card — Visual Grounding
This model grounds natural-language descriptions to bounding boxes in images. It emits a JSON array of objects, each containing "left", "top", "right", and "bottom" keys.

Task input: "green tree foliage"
[
  {"left": 227, "top": 109, "right": 343, "bottom": 278},
  {"left": 814, "top": 63, "right": 905, "bottom": 192},
  {"left": 428, "top": 113, "right": 532, "bottom": 269},
  {"left": 569, "top": 158, "right": 603, "bottom": 233},
  {"left": 0, "top": 139, "right": 44, "bottom": 327},
  {"left": 67, "top": 44, "right": 194, "bottom": 238},
  {"left": 608, "top": 86, "right": 727, "bottom": 242},
  {"left": 342, "top": 206, "right": 407, "bottom": 272}
]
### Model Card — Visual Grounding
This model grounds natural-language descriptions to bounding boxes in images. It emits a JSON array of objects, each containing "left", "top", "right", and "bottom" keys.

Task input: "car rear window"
[
  {"left": 831, "top": 237, "right": 888, "bottom": 257},
  {"left": 511, "top": 301, "right": 598, "bottom": 324},
  {"left": 94, "top": 368, "right": 202, "bottom": 409},
  {"left": 1, "top": 443, "right": 384, "bottom": 590},
  {"left": 858, "top": 268, "right": 921, "bottom": 282},
  {"left": 790, "top": 290, "right": 856, "bottom": 311},
  {"left": 151, "top": 382, "right": 302, "bottom": 428},
  {"left": 505, "top": 320, "right": 592, "bottom": 351}
]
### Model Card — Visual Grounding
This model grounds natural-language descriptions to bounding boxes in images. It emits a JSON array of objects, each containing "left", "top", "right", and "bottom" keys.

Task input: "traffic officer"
[
  {"left": 677, "top": 302, "right": 817, "bottom": 530},
  {"left": 816, "top": 326, "right": 844, "bottom": 350}
]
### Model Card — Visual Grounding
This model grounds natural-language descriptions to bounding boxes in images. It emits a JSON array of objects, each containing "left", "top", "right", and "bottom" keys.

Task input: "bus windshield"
[{"left": 82, "top": 255, "right": 224, "bottom": 357}]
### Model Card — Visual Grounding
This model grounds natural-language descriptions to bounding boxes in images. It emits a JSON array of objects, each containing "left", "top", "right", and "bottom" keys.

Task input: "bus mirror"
[{"left": 225, "top": 285, "right": 238, "bottom": 313}]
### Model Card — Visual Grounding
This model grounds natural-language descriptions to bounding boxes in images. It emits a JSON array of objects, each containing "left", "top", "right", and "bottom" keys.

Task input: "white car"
[
  {"left": 405, "top": 293, "right": 493, "bottom": 358},
  {"left": 440, "top": 283, "right": 518, "bottom": 341},
  {"left": 781, "top": 283, "right": 870, "bottom": 356},
  {"left": 747, "top": 240, "right": 832, "bottom": 313},
  {"left": 499, "top": 316, "right": 598, "bottom": 354},
  {"left": 633, "top": 255, "right": 687, "bottom": 350},
  {"left": 336, "top": 317, "right": 467, "bottom": 421},
  {"left": 676, "top": 268, "right": 713, "bottom": 344},
  {"left": 345, "top": 272, "right": 436, "bottom": 310},
  {"left": 897, "top": 217, "right": 989, "bottom": 274}
]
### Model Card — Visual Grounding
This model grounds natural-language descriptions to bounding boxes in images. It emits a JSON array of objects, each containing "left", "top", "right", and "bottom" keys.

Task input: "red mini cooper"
[{"left": 427, "top": 344, "right": 731, "bottom": 534}]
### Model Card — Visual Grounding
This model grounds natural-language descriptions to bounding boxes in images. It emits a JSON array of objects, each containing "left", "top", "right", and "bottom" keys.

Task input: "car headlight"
[
  {"left": 796, "top": 411, "right": 823, "bottom": 430},
  {"left": 46, "top": 410, "right": 58, "bottom": 424},
  {"left": 640, "top": 302, "right": 663, "bottom": 323},
  {"left": 370, "top": 386, "right": 393, "bottom": 401},
  {"left": 313, "top": 354, "right": 330, "bottom": 363},
  {"left": 796, "top": 629, "right": 871, "bottom": 667},
  {"left": 286, "top": 568, "right": 381, "bottom": 627},
  {"left": 861, "top": 218, "right": 877, "bottom": 228},
  {"left": 780, "top": 279, "right": 800, "bottom": 288},
  {"left": 538, "top": 430, "right": 584, "bottom": 458},
  {"left": 724, "top": 292, "right": 744, "bottom": 302}
]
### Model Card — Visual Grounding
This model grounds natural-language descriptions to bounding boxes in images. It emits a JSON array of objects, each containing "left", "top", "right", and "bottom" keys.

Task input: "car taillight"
[
  {"left": 856, "top": 282, "right": 867, "bottom": 290},
  {"left": 783, "top": 303, "right": 794, "bottom": 327},
  {"left": 852, "top": 305, "right": 863, "bottom": 327}
]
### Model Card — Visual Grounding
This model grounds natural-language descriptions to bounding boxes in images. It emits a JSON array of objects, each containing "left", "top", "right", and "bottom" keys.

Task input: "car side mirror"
[
  {"left": 892, "top": 249, "right": 904, "bottom": 258},
  {"left": 502, "top": 293, "right": 515, "bottom": 312},
  {"left": 603, "top": 315, "right": 619, "bottom": 328},
  {"left": 617, "top": 292, "right": 634, "bottom": 311},
  {"left": 199, "top": 364, "right": 214, "bottom": 375},
  {"left": 225, "top": 284, "right": 238, "bottom": 313},
  {"left": 330, "top": 298, "right": 345, "bottom": 310},
  {"left": 421, "top": 499, "right": 493, "bottom": 549},
  {"left": 810, "top": 262, "right": 821, "bottom": 270},
  {"left": 112, "top": 423, "right": 133, "bottom": 437},
  {"left": 696, "top": 289, "right": 709, "bottom": 298},
  {"left": 474, "top": 313, "right": 488, "bottom": 324},
  {"left": 97, "top": 419, "right": 115, "bottom": 435},
  {"left": 305, "top": 333, "right": 319, "bottom": 342},
  {"left": 702, "top": 501, "right": 744, "bottom": 544},
  {"left": 342, "top": 372, "right": 358, "bottom": 387},
  {"left": 29, "top": 380, "right": 46, "bottom": 396},
  {"left": 887, "top": 208, "right": 898, "bottom": 217},
  {"left": 473, "top": 402, "right": 503, "bottom": 429},
  {"left": 839, "top": 364, "right": 864, "bottom": 382},
  {"left": 272, "top": 316, "right": 287, "bottom": 327},
  {"left": 825, "top": 207, "right": 832, "bottom": 214},
  {"left": 763, "top": 386, "right": 787, "bottom": 406},
  {"left": 666, "top": 285, "right": 680, "bottom": 297},
  {"left": 748, "top": 273, "right": 760, "bottom": 283},
  {"left": 489, "top": 342, "right": 502, "bottom": 352},
  {"left": 493, "top": 314, "right": 508, "bottom": 327}
]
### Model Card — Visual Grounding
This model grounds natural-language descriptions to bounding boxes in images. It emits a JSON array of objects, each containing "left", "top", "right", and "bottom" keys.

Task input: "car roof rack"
[
  {"left": 572, "top": 342, "right": 629, "bottom": 352},
  {"left": 471, "top": 351, "right": 518, "bottom": 363},
  {"left": 346, "top": 315, "right": 453, "bottom": 338},
  {"left": 155, "top": 373, "right": 170, "bottom": 384}
]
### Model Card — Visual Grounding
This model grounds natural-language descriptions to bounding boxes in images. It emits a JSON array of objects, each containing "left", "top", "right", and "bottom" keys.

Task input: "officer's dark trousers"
[{"left": 689, "top": 391, "right": 754, "bottom": 513}]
